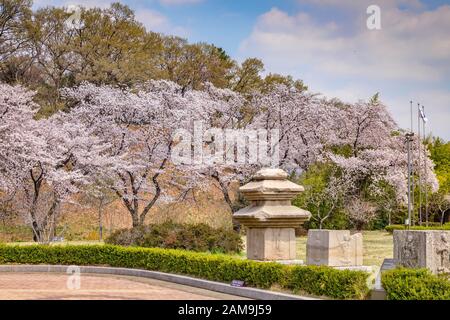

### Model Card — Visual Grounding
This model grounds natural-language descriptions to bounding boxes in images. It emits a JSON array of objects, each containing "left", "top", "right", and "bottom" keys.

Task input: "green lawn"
[{"left": 296, "top": 231, "right": 393, "bottom": 267}]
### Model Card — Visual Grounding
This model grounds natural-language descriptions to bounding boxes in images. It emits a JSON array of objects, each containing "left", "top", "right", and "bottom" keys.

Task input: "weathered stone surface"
[
  {"left": 371, "top": 259, "right": 396, "bottom": 300},
  {"left": 234, "top": 168, "right": 311, "bottom": 261},
  {"left": 306, "top": 230, "right": 363, "bottom": 267},
  {"left": 247, "top": 228, "right": 297, "bottom": 261},
  {"left": 234, "top": 205, "right": 310, "bottom": 228},
  {"left": 238, "top": 180, "right": 305, "bottom": 201},
  {"left": 393, "top": 230, "right": 450, "bottom": 274},
  {"left": 253, "top": 168, "right": 288, "bottom": 181}
]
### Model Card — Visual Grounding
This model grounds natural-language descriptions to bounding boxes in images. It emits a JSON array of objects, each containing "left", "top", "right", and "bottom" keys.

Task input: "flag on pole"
[{"left": 419, "top": 105, "right": 428, "bottom": 123}]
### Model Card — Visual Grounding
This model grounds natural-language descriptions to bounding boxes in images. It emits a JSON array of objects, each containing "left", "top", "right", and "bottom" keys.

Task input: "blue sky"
[{"left": 34, "top": 0, "right": 450, "bottom": 140}]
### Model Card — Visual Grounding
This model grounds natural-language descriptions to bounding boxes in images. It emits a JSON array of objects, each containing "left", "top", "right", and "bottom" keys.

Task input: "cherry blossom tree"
[
  {"left": 3, "top": 79, "right": 441, "bottom": 236},
  {"left": 345, "top": 197, "right": 377, "bottom": 231},
  {"left": 1, "top": 82, "right": 105, "bottom": 242},
  {"left": 250, "top": 84, "right": 341, "bottom": 171},
  {"left": 0, "top": 82, "right": 40, "bottom": 234},
  {"left": 192, "top": 84, "right": 338, "bottom": 220},
  {"left": 174, "top": 82, "right": 257, "bottom": 216},
  {"left": 16, "top": 113, "right": 105, "bottom": 242},
  {"left": 0, "top": 82, "right": 41, "bottom": 193},
  {"left": 61, "top": 80, "right": 224, "bottom": 228},
  {"left": 325, "top": 97, "right": 438, "bottom": 226}
]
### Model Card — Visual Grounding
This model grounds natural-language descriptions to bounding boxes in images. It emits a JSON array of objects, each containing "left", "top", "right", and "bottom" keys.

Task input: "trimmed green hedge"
[
  {"left": 282, "top": 265, "right": 369, "bottom": 300},
  {"left": 385, "top": 224, "right": 450, "bottom": 233},
  {"left": 382, "top": 268, "right": 450, "bottom": 300},
  {"left": 0, "top": 244, "right": 369, "bottom": 299}
]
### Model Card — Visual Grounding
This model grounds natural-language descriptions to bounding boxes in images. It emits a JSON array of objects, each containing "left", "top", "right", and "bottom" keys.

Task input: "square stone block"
[
  {"left": 306, "top": 230, "right": 363, "bottom": 267},
  {"left": 246, "top": 228, "right": 296, "bottom": 261},
  {"left": 393, "top": 230, "right": 450, "bottom": 274}
]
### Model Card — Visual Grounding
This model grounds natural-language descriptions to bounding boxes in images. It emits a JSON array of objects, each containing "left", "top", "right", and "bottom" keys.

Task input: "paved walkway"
[{"left": 0, "top": 273, "right": 247, "bottom": 300}]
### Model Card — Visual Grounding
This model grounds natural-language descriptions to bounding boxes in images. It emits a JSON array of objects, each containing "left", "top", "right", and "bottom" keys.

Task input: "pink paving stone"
[{"left": 0, "top": 273, "right": 247, "bottom": 300}]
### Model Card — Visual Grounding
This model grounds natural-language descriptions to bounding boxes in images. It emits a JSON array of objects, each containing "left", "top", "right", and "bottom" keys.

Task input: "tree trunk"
[
  {"left": 211, "top": 172, "right": 241, "bottom": 233},
  {"left": 131, "top": 211, "right": 141, "bottom": 229},
  {"left": 98, "top": 199, "right": 103, "bottom": 241},
  {"left": 32, "top": 227, "right": 43, "bottom": 243},
  {"left": 29, "top": 166, "right": 43, "bottom": 242},
  {"left": 356, "top": 222, "right": 364, "bottom": 231}
]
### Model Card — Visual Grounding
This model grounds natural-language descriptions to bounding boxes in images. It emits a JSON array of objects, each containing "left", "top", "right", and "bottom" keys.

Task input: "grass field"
[{"left": 296, "top": 231, "right": 393, "bottom": 266}]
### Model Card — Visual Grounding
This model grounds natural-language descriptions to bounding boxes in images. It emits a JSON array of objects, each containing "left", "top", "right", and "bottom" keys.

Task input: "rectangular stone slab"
[
  {"left": 306, "top": 230, "right": 363, "bottom": 267},
  {"left": 246, "top": 228, "right": 297, "bottom": 261},
  {"left": 393, "top": 230, "right": 450, "bottom": 274}
]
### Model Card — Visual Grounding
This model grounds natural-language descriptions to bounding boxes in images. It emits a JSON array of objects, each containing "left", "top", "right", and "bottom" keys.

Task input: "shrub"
[
  {"left": 105, "top": 226, "right": 148, "bottom": 247},
  {"left": 0, "top": 244, "right": 369, "bottom": 299},
  {"left": 385, "top": 224, "right": 450, "bottom": 234},
  {"left": 105, "top": 222, "right": 243, "bottom": 254},
  {"left": 283, "top": 265, "right": 369, "bottom": 300},
  {"left": 382, "top": 268, "right": 450, "bottom": 300}
]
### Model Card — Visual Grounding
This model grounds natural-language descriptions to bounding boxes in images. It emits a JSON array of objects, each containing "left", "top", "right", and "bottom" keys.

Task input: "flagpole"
[
  {"left": 406, "top": 132, "right": 414, "bottom": 228},
  {"left": 417, "top": 103, "right": 422, "bottom": 225},
  {"left": 423, "top": 105, "right": 429, "bottom": 227},
  {"left": 410, "top": 101, "right": 415, "bottom": 225}
]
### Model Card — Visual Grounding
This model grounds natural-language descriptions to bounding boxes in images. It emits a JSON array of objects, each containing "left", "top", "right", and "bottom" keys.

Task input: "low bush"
[
  {"left": 283, "top": 265, "right": 369, "bottom": 299},
  {"left": 382, "top": 268, "right": 450, "bottom": 300},
  {"left": 385, "top": 224, "right": 450, "bottom": 233},
  {"left": 105, "top": 222, "right": 243, "bottom": 254},
  {"left": 0, "top": 244, "right": 369, "bottom": 299}
]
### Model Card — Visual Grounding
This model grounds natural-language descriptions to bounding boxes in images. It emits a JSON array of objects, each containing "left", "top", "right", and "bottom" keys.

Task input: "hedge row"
[
  {"left": 382, "top": 268, "right": 450, "bottom": 300},
  {"left": 385, "top": 224, "right": 450, "bottom": 233},
  {"left": 0, "top": 244, "right": 369, "bottom": 299}
]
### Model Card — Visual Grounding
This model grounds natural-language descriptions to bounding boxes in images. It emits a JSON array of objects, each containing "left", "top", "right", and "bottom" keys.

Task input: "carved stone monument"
[
  {"left": 306, "top": 230, "right": 363, "bottom": 267},
  {"left": 393, "top": 230, "right": 450, "bottom": 274},
  {"left": 234, "top": 168, "right": 311, "bottom": 261}
]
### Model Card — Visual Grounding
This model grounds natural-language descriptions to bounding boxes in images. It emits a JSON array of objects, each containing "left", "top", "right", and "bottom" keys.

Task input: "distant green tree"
[
  {"left": 293, "top": 163, "right": 350, "bottom": 230},
  {"left": 429, "top": 137, "right": 450, "bottom": 194},
  {"left": 231, "top": 58, "right": 264, "bottom": 95},
  {"left": 262, "top": 73, "right": 308, "bottom": 93},
  {"left": 426, "top": 137, "right": 450, "bottom": 224}
]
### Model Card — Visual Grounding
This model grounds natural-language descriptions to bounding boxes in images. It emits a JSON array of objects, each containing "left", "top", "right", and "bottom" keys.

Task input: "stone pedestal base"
[
  {"left": 246, "top": 228, "right": 296, "bottom": 261},
  {"left": 371, "top": 258, "right": 396, "bottom": 300},
  {"left": 306, "top": 230, "right": 363, "bottom": 267},
  {"left": 393, "top": 230, "right": 450, "bottom": 274}
]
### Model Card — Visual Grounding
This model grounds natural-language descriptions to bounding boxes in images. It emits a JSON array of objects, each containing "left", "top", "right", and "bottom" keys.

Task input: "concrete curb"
[{"left": 0, "top": 265, "right": 318, "bottom": 301}]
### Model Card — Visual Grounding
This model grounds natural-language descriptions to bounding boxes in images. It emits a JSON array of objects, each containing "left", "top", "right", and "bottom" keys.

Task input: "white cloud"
[
  {"left": 239, "top": 2, "right": 450, "bottom": 139},
  {"left": 299, "top": 0, "right": 424, "bottom": 10},
  {"left": 135, "top": 9, "right": 188, "bottom": 37},
  {"left": 158, "top": 0, "right": 203, "bottom": 5},
  {"left": 241, "top": 6, "right": 450, "bottom": 81},
  {"left": 410, "top": 90, "right": 450, "bottom": 138}
]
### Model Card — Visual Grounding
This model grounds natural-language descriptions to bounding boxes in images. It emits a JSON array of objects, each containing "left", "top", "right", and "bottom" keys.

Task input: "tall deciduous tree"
[
  {"left": 0, "top": 82, "right": 40, "bottom": 193},
  {"left": 0, "top": 0, "right": 31, "bottom": 59},
  {"left": 1, "top": 82, "right": 106, "bottom": 241},
  {"left": 251, "top": 85, "right": 339, "bottom": 171},
  {"left": 62, "top": 80, "right": 232, "bottom": 228}
]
